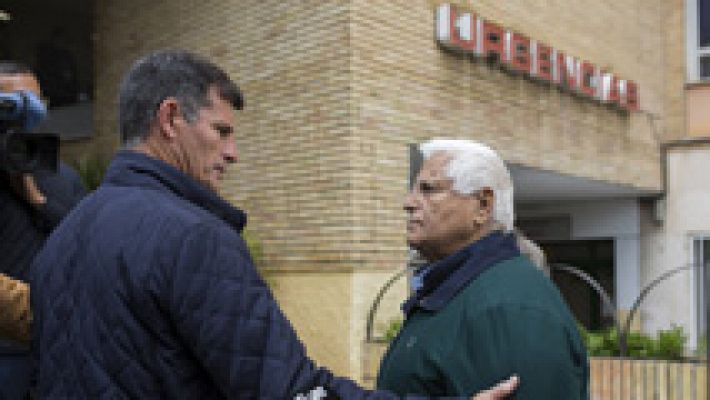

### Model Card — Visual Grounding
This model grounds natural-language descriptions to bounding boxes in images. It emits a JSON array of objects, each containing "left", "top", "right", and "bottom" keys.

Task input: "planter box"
[{"left": 590, "top": 357, "right": 707, "bottom": 400}]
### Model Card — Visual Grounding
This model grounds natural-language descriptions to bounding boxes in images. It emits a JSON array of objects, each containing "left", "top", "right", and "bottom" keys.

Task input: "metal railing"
[
  {"left": 549, "top": 263, "right": 703, "bottom": 359},
  {"left": 551, "top": 262, "right": 710, "bottom": 399},
  {"left": 363, "top": 261, "right": 710, "bottom": 396}
]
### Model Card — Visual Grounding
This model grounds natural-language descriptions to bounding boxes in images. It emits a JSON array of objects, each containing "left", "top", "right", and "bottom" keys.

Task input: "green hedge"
[
  {"left": 72, "top": 154, "right": 110, "bottom": 192},
  {"left": 383, "top": 318, "right": 403, "bottom": 343},
  {"left": 383, "top": 319, "right": 688, "bottom": 360},
  {"left": 578, "top": 324, "right": 687, "bottom": 359}
]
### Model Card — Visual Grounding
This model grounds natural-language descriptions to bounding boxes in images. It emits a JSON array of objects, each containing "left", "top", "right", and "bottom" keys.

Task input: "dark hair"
[
  {"left": 0, "top": 61, "right": 33, "bottom": 75},
  {"left": 118, "top": 50, "right": 244, "bottom": 145}
]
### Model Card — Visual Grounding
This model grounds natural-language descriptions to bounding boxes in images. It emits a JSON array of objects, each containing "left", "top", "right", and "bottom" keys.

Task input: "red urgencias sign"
[{"left": 435, "top": 4, "right": 639, "bottom": 112}]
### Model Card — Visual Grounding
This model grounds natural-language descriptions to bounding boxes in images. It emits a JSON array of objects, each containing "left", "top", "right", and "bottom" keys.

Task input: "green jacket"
[{"left": 377, "top": 233, "right": 589, "bottom": 399}]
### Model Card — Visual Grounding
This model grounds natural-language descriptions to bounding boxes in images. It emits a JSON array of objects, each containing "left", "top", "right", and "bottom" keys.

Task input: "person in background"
[
  {"left": 0, "top": 61, "right": 86, "bottom": 399},
  {"left": 515, "top": 229, "right": 549, "bottom": 276}
]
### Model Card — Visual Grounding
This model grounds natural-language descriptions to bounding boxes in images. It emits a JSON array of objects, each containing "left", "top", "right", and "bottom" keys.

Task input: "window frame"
[
  {"left": 693, "top": 236, "right": 710, "bottom": 348},
  {"left": 687, "top": 0, "right": 710, "bottom": 81}
]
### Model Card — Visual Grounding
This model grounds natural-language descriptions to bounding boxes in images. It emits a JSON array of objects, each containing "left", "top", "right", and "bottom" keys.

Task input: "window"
[
  {"left": 694, "top": 237, "right": 710, "bottom": 347},
  {"left": 700, "top": 0, "right": 710, "bottom": 46},
  {"left": 687, "top": 0, "right": 710, "bottom": 80}
]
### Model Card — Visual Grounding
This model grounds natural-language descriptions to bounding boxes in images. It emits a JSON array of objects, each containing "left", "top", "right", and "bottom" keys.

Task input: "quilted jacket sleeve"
[
  {"left": 161, "top": 222, "right": 402, "bottom": 399},
  {"left": 0, "top": 272, "right": 31, "bottom": 343}
]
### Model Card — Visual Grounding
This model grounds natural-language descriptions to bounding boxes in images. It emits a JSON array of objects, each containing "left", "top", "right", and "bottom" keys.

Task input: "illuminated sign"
[{"left": 435, "top": 3, "right": 639, "bottom": 112}]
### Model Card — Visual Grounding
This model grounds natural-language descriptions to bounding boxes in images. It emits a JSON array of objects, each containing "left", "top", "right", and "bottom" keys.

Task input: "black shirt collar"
[
  {"left": 402, "top": 231, "right": 520, "bottom": 316},
  {"left": 102, "top": 150, "right": 247, "bottom": 233}
]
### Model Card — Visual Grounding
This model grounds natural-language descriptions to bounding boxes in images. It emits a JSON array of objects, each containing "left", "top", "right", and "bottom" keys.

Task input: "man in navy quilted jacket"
[{"left": 30, "top": 50, "right": 518, "bottom": 399}]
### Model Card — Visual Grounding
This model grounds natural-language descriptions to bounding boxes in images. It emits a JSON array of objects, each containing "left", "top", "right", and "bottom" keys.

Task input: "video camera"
[{"left": 0, "top": 90, "right": 58, "bottom": 173}]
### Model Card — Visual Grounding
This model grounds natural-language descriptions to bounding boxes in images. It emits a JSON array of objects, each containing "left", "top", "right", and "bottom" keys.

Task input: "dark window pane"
[
  {"left": 700, "top": 0, "right": 710, "bottom": 46},
  {"left": 701, "top": 56, "right": 710, "bottom": 78},
  {"left": 695, "top": 239, "right": 710, "bottom": 346},
  {"left": 704, "top": 239, "right": 710, "bottom": 345}
]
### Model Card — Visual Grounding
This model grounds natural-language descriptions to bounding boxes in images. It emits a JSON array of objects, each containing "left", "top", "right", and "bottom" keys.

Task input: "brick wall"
[
  {"left": 94, "top": 0, "right": 394, "bottom": 379},
  {"left": 347, "top": 0, "right": 677, "bottom": 273},
  {"left": 95, "top": 0, "right": 360, "bottom": 271},
  {"left": 662, "top": 0, "right": 687, "bottom": 141}
]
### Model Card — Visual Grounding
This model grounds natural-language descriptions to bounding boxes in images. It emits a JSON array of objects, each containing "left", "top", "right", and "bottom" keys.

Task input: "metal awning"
[{"left": 509, "top": 164, "right": 660, "bottom": 202}]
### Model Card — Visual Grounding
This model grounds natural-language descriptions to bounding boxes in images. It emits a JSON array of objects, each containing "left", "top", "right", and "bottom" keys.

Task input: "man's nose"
[
  {"left": 403, "top": 191, "right": 418, "bottom": 213},
  {"left": 223, "top": 140, "right": 238, "bottom": 163}
]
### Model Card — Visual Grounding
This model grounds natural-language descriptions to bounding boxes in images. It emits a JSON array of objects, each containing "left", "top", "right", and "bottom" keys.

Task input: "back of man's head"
[
  {"left": 118, "top": 50, "right": 243, "bottom": 146},
  {"left": 0, "top": 61, "right": 33, "bottom": 76},
  {"left": 420, "top": 138, "right": 514, "bottom": 231}
]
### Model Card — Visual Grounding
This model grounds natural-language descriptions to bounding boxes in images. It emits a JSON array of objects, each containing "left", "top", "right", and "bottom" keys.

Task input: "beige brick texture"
[
  {"left": 94, "top": 0, "right": 397, "bottom": 380},
  {"left": 346, "top": 0, "right": 681, "bottom": 280},
  {"left": 662, "top": 0, "right": 687, "bottom": 141}
]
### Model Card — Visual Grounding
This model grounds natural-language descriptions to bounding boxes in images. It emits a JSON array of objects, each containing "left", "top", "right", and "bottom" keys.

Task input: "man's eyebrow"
[
  {"left": 418, "top": 178, "right": 448, "bottom": 185},
  {"left": 211, "top": 122, "right": 234, "bottom": 134}
]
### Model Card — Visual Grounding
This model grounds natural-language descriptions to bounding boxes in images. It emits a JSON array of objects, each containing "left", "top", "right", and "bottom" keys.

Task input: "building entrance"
[{"left": 541, "top": 239, "right": 615, "bottom": 331}]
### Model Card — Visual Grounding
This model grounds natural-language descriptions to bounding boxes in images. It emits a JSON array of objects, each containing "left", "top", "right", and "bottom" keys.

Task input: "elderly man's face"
[
  {"left": 404, "top": 152, "right": 493, "bottom": 261},
  {"left": 172, "top": 87, "right": 237, "bottom": 191}
]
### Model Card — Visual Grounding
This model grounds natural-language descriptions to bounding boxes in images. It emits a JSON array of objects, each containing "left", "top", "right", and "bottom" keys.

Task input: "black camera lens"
[{"left": 0, "top": 98, "right": 18, "bottom": 116}]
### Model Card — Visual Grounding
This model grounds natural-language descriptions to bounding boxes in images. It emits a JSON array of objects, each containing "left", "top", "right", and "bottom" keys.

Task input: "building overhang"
[{"left": 510, "top": 164, "right": 660, "bottom": 202}]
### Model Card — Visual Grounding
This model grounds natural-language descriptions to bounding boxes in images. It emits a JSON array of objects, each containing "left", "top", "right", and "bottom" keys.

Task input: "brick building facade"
[{"left": 5, "top": 0, "right": 710, "bottom": 385}]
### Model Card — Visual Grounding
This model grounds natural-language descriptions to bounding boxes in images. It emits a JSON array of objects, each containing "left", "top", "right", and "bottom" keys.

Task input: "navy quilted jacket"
[{"left": 31, "top": 151, "right": 401, "bottom": 399}]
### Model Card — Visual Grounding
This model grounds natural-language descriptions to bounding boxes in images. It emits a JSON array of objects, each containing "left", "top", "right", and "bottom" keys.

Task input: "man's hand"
[
  {"left": 0, "top": 273, "right": 31, "bottom": 342},
  {"left": 471, "top": 375, "right": 519, "bottom": 400},
  {"left": 8, "top": 173, "right": 46, "bottom": 207}
]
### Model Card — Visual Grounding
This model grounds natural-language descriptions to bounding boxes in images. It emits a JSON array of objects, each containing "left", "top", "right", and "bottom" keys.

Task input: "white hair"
[{"left": 420, "top": 139, "right": 514, "bottom": 231}]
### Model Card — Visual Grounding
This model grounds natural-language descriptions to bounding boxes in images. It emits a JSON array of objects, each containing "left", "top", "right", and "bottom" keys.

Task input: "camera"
[{"left": 0, "top": 90, "right": 58, "bottom": 173}]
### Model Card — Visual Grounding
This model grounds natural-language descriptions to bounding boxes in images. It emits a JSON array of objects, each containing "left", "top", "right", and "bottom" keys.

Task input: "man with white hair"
[{"left": 376, "top": 139, "right": 589, "bottom": 399}]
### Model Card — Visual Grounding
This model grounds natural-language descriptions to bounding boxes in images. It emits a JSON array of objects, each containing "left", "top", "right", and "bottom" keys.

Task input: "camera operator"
[{"left": 0, "top": 61, "right": 86, "bottom": 399}]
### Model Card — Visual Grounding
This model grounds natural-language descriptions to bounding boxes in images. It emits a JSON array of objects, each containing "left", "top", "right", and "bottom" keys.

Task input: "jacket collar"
[
  {"left": 102, "top": 150, "right": 247, "bottom": 233},
  {"left": 402, "top": 231, "right": 520, "bottom": 316}
]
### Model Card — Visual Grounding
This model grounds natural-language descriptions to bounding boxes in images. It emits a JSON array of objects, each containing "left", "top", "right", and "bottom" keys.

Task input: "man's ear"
[
  {"left": 156, "top": 98, "right": 182, "bottom": 140},
  {"left": 473, "top": 188, "right": 495, "bottom": 225}
]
